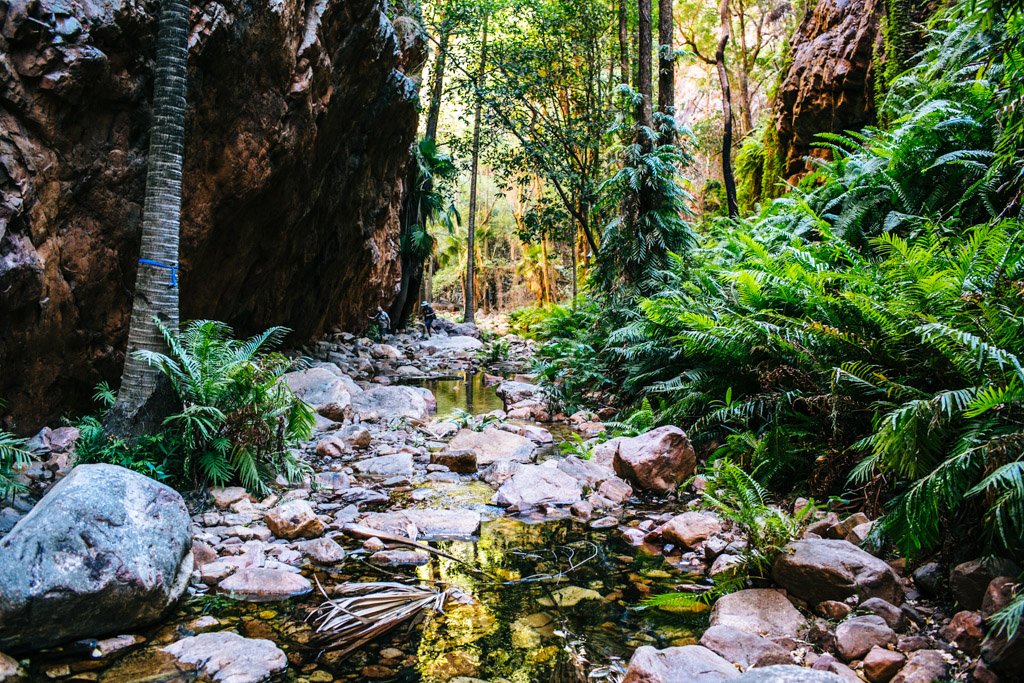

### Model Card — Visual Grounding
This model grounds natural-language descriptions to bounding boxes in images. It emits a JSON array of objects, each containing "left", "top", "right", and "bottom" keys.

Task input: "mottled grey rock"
[
  {"left": 834, "top": 615, "right": 896, "bottom": 661},
  {"left": 709, "top": 589, "right": 805, "bottom": 637},
  {"left": 352, "top": 385, "right": 432, "bottom": 421},
  {"left": 0, "top": 465, "right": 192, "bottom": 649},
  {"left": 354, "top": 453, "right": 415, "bottom": 477},
  {"left": 284, "top": 367, "right": 353, "bottom": 421},
  {"left": 358, "top": 509, "right": 481, "bottom": 539},
  {"left": 492, "top": 465, "right": 582, "bottom": 512},
  {"left": 700, "top": 625, "right": 793, "bottom": 670},
  {"left": 217, "top": 567, "right": 312, "bottom": 602},
  {"left": 446, "top": 427, "right": 535, "bottom": 466}
]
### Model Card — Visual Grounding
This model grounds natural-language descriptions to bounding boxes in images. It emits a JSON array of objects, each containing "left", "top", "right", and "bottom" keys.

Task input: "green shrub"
[
  {"left": 0, "top": 430, "right": 31, "bottom": 500},
  {"left": 77, "top": 321, "right": 315, "bottom": 495}
]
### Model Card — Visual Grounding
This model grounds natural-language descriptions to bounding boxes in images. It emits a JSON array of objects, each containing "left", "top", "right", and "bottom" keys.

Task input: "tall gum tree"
[{"left": 106, "top": 0, "right": 190, "bottom": 437}]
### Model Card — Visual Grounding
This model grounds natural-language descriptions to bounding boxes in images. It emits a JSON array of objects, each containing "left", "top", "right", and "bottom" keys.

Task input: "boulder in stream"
[
  {"left": 162, "top": 632, "right": 287, "bottom": 683},
  {"left": 445, "top": 426, "right": 535, "bottom": 466},
  {"left": 0, "top": 464, "right": 192, "bottom": 650},
  {"left": 772, "top": 539, "right": 903, "bottom": 606},
  {"left": 283, "top": 367, "right": 353, "bottom": 421},
  {"left": 492, "top": 464, "right": 582, "bottom": 512},
  {"left": 611, "top": 426, "right": 696, "bottom": 494},
  {"left": 352, "top": 385, "right": 432, "bottom": 421},
  {"left": 623, "top": 645, "right": 739, "bottom": 682}
]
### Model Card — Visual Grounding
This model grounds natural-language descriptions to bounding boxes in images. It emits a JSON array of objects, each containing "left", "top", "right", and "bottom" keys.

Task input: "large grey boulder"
[
  {"left": 772, "top": 539, "right": 903, "bottom": 606},
  {"left": 623, "top": 645, "right": 739, "bottom": 682},
  {"left": 352, "top": 385, "right": 432, "bottom": 421},
  {"left": 709, "top": 589, "right": 805, "bottom": 637},
  {"left": 446, "top": 426, "right": 535, "bottom": 466},
  {"left": 492, "top": 465, "right": 582, "bottom": 511},
  {"left": 699, "top": 625, "right": 793, "bottom": 670},
  {"left": 496, "top": 380, "right": 542, "bottom": 408},
  {"left": 732, "top": 666, "right": 843, "bottom": 682},
  {"left": 0, "top": 464, "right": 193, "bottom": 650},
  {"left": 421, "top": 335, "right": 484, "bottom": 353},
  {"left": 162, "top": 632, "right": 287, "bottom": 682},
  {"left": 283, "top": 366, "right": 353, "bottom": 421}
]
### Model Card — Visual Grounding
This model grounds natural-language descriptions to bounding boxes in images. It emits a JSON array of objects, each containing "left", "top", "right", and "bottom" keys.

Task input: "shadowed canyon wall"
[{"left": 0, "top": 0, "right": 425, "bottom": 431}]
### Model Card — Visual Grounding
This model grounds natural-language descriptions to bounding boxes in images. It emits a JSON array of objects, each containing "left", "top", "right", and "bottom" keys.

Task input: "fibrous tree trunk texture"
[
  {"left": 106, "top": 0, "right": 190, "bottom": 437},
  {"left": 636, "top": 0, "right": 654, "bottom": 140},
  {"left": 464, "top": 17, "right": 488, "bottom": 324},
  {"left": 657, "top": 0, "right": 675, "bottom": 144},
  {"left": 619, "top": 0, "right": 631, "bottom": 85}
]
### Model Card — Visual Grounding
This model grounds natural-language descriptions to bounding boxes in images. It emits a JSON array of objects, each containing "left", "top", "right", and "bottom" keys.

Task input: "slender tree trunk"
[
  {"left": 715, "top": 0, "right": 738, "bottom": 217},
  {"left": 425, "top": 22, "right": 449, "bottom": 142},
  {"left": 637, "top": 0, "right": 653, "bottom": 139},
  {"left": 570, "top": 230, "right": 578, "bottom": 304},
  {"left": 107, "top": 0, "right": 189, "bottom": 437},
  {"left": 464, "top": 17, "right": 488, "bottom": 324},
  {"left": 657, "top": 0, "right": 675, "bottom": 144},
  {"left": 735, "top": 3, "right": 754, "bottom": 136},
  {"left": 619, "top": 0, "right": 630, "bottom": 85}
]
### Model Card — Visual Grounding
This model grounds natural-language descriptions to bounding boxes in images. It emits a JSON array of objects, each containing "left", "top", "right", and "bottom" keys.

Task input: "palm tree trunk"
[
  {"left": 464, "top": 16, "right": 488, "bottom": 324},
  {"left": 107, "top": 0, "right": 189, "bottom": 437},
  {"left": 716, "top": 0, "right": 739, "bottom": 217}
]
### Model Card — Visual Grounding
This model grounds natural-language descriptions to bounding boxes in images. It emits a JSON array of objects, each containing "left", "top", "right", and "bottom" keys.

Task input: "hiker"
[
  {"left": 369, "top": 306, "right": 391, "bottom": 338},
  {"left": 420, "top": 300, "right": 437, "bottom": 337}
]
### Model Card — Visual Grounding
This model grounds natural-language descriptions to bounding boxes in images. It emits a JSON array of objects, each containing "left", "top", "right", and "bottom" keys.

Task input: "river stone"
[
  {"left": 950, "top": 557, "right": 1019, "bottom": 610},
  {"left": 162, "top": 632, "right": 287, "bottom": 682},
  {"left": 709, "top": 589, "right": 805, "bottom": 637},
  {"left": 217, "top": 567, "right": 312, "bottom": 602},
  {"left": 354, "top": 453, "right": 415, "bottom": 477},
  {"left": 358, "top": 509, "right": 481, "bottom": 539},
  {"left": 0, "top": 652, "right": 19, "bottom": 680},
  {"left": 657, "top": 511, "right": 724, "bottom": 549},
  {"left": 352, "top": 385, "right": 431, "bottom": 421},
  {"left": 369, "top": 549, "right": 430, "bottom": 566},
  {"left": 834, "top": 615, "right": 896, "bottom": 661},
  {"left": 495, "top": 380, "right": 541, "bottom": 407},
  {"left": 591, "top": 436, "right": 627, "bottom": 468},
  {"left": 420, "top": 335, "right": 484, "bottom": 353},
  {"left": 772, "top": 539, "right": 903, "bottom": 606},
  {"left": 556, "top": 455, "right": 616, "bottom": 487},
  {"left": 862, "top": 646, "right": 906, "bottom": 683},
  {"left": 0, "top": 464, "right": 192, "bottom": 650},
  {"left": 283, "top": 367, "right": 352, "bottom": 421},
  {"left": 446, "top": 427, "right": 535, "bottom": 466},
  {"left": 431, "top": 449, "right": 477, "bottom": 473},
  {"left": 732, "top": 666, "right": 843, "bottom": 682},
  {"left": 264, "top": 500, "right": 325, "bottom": 540},
  {"left": 890, "top": 650, "right": 948, "bottom": 683},
  {"left": 298, "top": 538, "right": 346, "bottom": 564},
  {"left": 612, "top": 426, "right": 696, "bottom": 494},
  {"left": 492, "top": 465, "right": 583, "bottom": 512},
  {"left": 623, "top": 645, "right": 739, "bottom": 682},
  {"left": 210, "top": 486, "right": 249, "bottom": 508},
  {"left": 699, "top": 625, "right": 793, "bottom": 670}
]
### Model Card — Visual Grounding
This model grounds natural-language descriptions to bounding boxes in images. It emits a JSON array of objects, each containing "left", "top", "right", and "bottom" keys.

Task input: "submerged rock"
[
  {"left": 699, "top": 625, "right": 793, "bottom": 670},
  {"left": 264, "top": 500, "right": 325, "bottom": 540},
  {"left": 358, "top": 509, "right": 481, "bottom": 539},
  {"left": 733, "top": 666, "right": 843, "bottom": 682},
  {"left": 162, "top": 632, "right": 287, "bottom": 683},
  {"left": 656, "top": 511, "right": 724, "bottom": 550},
  {"left": 0, "top": 464, "right": 192, "bottom": 650},
  {"left": 772, "top": 539, "right": 903, "bottom": 606},
  {"left": 611, "top": 426, "right": 696, "bottom": 494},
  {"left": 495, "top": 380, "right": 542, "bottom": 408},
  {"left": 352, "top": 386, "right": 432, "bottom": 422},
  {"left": 217, "top": 567, "right": 312, "bottom": 602}
]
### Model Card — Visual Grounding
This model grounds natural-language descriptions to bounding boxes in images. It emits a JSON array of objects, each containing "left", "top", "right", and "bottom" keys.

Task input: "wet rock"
[
  {"left": 0, "top": 465, "right": 192, "bottom": 650},
  {"left": 502, "top": 423, "right": 554, "bottom": 444},
  {"left": 939, "top": 610, "right": 983, "bottom": 656},
  {"left": 358, "top": 509, "right": 481, "bottom": 539},
  {"left": 352, "top": 386, "right": 432, "bottom": 422},
  {"left": 431, "top": 449, "right": 477, "bottom": 473},
  {"left": 612, "top": 426, "right": 696, "bottom": 494},
  {"left": 369, "top": 549, "right": 430, "bottom": 566},
  {"left": 298, "top": 538, "right": 346, "bottom": 564},
  {"left": 446, "top": 427, "right": 535, "bottom": 466},
  {"left": 284, "top": 367, "right": 353, "bottom": 421},
  {"left": 556, "top": 455, "right": 616, "bottom": 487},
  {"left": 656, "top": 511, "right": 724, "bottom": 550},
  {"left": 623, "top": 645, "right": 739, "bottom": 682},
  {"left": 950, "top": 557, "right": 1019, "bottom": 610},
  {"left": 480, "top": 460, "right": 523, "bottom": 487},
  {"left": 506, "top": 399, "right": 550, "bottom": 421},
  {"left": 772, "top": 539, "right": 903, "bottom": 606},
  {"left": 890, "top": 650, "right": 948, "bottom": 683},
  {"left": 354, "top": 453, "right": 415, "bottom": 477},
  {"left": 834, "top": 615, "right": 896, "bottom": 661},
  {"left": 699, "top": 625, "right": 793, "bottom": 670},
  {"left": 537, "top": 586, "right": 603, "bottom": 607},
  {"left": 217, "top": 568, "right": 312, "bottom": 602},
  {"left": 492, "top": 465, "right": 582, "bottom": 512},
  {"left": 709, "top": 589, "right": 805, "bottom": 637},
  {"left": 861, "top": 646, "right": 905, "bottom": 683},
  {"left": 496, "top": 380, "right": 542, "bottom": 407},
  {"left": 162, "top": 632, "right": 287, "bottom": 682},
  {"left": 264, "top": 500, "right": 325, "bottom": 540},
  {"left": 596, "top": 476, "right": 634, "bottom": 506},
  {"left": 734, "top": 666, "right": 844, "bottom": 682}
]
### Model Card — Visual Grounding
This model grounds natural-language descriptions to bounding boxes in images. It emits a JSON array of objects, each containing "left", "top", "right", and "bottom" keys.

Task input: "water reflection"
[{"left": 410, "top": 373, "right": 506, "bottom": 418}]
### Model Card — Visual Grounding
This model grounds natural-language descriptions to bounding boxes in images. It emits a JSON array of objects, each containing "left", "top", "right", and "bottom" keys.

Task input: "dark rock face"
[
  {"left": 773, "top": 0, "right": 882, "bottom": 179},
  {"left": 0, "top": 0, "right": 423, "bottom": 431},
  {"left": 0, "top": 464, "right": 193, "bottom": 650}
]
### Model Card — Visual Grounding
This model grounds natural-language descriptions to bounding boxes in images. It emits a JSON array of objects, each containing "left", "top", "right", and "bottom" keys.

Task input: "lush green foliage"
[
  {"left": 77, "top": 321, "right": 314, "bottom": 495},
  {"left": 0, "top": 429, "right": 31, "bottom": 500}
]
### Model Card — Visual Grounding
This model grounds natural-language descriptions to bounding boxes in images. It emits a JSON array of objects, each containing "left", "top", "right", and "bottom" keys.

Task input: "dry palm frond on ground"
[{"left": 307, "top": 580, "right": 451, "bottom": 658}]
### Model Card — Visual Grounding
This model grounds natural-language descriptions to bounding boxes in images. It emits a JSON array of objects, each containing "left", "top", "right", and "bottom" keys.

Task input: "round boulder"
[
  {"left": 0, "top": 464, "right": 192, "bottom": 650},
  {"left": 612, "top": 426, "right": 696, "bottom": 494},
  {"left": 771, "top": 539, "right": 903, "bottom": 606}
]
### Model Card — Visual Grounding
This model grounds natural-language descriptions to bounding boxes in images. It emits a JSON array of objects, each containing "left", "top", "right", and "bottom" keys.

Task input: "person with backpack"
[
  {"left": 369, "top": 306, "right": 391, "bottom": 339},
  {"left": 420, "top": 300, "right": 437, "bottom": 337}
]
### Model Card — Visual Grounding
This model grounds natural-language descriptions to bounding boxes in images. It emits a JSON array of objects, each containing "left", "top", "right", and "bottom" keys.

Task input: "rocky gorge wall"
[
  {"left": 773, "top": 0, "right": 882, "bottom": 179},
  {"left": 0, "top": 0, "right": 425, "bottom": 431}
]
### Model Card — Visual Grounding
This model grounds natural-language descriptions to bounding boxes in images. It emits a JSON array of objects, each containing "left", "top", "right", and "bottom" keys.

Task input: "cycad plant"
[
  {"left": 78, "top": 321, "right": 315, "bottom": 495},
  {"left": 0, "top": 429, "right": 31, "bottom": 501}
]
